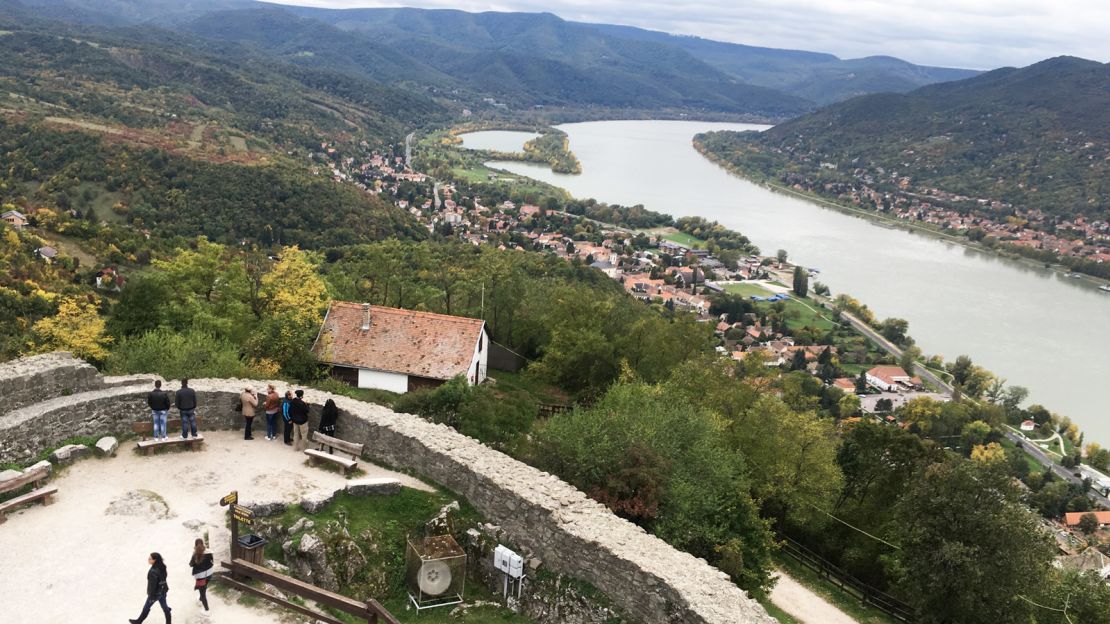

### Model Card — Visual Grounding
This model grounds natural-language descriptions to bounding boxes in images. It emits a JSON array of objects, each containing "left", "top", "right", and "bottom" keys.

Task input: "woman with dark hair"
[
  {"left": 129, "top": 552, "right": 171, "bottom": 624},
  {"left": 319, "top": 398, "right": 339, "bottom": 438},
  {"left": 189, "top": 538, "right": 214, "bottom": 612}
]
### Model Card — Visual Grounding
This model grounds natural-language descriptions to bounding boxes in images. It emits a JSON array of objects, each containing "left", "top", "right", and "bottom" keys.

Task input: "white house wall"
[
  {"left": 468, "top": 329, "right": 489, "bottom": 385},
  {"left": 358, "top": 368, "right": 409, "bottom": 393}
]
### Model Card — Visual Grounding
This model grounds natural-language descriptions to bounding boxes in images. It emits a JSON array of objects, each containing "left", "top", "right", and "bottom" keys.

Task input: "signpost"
[{"left": 232, "top": 504, "right": 254, "bottom": 524}]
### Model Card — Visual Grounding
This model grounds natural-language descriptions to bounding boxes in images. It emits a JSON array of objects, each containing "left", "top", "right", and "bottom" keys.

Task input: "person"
[
  {"left": 147, "top": 381, "right": 171, "bottom": 441},
  {"left": 263, "top": 384, "right": 281, "bottom": 441},
  {"left": 129, "top": 552, "right": 170, "bottom": 624},
  {"left": 281, "top": 390, "right": 294, "bottom": 446},
  {"left": 175, "top": 379, "right": 198, "bottom": 439},
  {"left": 291, "top": 389, "right": 310, "bottom": 451},
  {"left": 240, "top": 386, "right": 258, "bottom": 440},
  {"left": 319, "top": 398, "right": 338, "bottom": 438},
  {"left": 189, "top": 538, "right": 214, "bottom": 612}
]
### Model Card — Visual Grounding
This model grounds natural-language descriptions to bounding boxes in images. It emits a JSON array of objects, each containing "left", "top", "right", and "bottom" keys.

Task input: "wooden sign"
[
  {"left": 232, "top": 504, "right": 254, "bottom": 524},
  {"left": 220, "top": 491, "right": 238, "bottom": 507}
]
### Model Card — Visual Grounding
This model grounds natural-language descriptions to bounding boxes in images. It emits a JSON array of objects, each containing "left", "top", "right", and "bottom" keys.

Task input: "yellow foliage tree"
[
  {"left": 970, "top": 442, "right": 1006, "bottom": 465},
  {"left": 33, "top": 298, "right": 112, "bottom": 361},
  {"left": 260, "top": 246, "right": 329, "bottom": 320}
]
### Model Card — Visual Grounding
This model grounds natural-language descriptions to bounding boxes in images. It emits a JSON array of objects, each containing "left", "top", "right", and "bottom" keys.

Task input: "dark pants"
[
  {"left": 180, "top": 409, "right": 197, "bottom": 438},
  {"left": 196, "top": 582, "right": 209, "bottom": 610},
  {"left": 134, "top": 592, "right": 170, "bottom": 622},
  {"left": 266, "top": 412, "right": 278, "bottom": 438},
  {"left": 282, "top": 418, "right": 293, "bottom": 444},
  {"left": 244, "top": 416, "right": 254, "bottom": 439}
]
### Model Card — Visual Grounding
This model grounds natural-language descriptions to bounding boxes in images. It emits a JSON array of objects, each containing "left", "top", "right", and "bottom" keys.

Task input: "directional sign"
[
  {"left": 232, "top": 504, "right": 254, "bottom": 524},
  {"left": 220, "top": 491, "right": 238, "bottom": 507}
]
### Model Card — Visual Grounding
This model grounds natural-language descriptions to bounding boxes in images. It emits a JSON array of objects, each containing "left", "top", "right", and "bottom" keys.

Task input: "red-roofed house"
[
  {"left": 313, "top": 302, "right": 489, "bottom": 393},
  {"left": 865, "top": 366, "right": 920, "bottom": 392},
  {"left": 1064, "top": 511, "right": 1110, "bottom": 529},
  {"left": 833, "top": 378, "right": 856, "bottom": 392}
]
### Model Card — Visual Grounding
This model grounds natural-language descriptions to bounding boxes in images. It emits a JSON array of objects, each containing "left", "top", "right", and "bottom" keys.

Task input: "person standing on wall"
[
  {"left": 263, "top": 384, "right": 281, "bottom": 441},
  {"left": 147, "top": 380, "right": 171, "bottom": 441},
  {"left": 175, "top": 379, "right": 198, "bottom": 439},
  {"left": 281, "top": 390, "right": 294, "bottom": 446},
  {"left": 239, "top": 386, "right": 258, "bottom": 440},
  {"left": 189, "top": 538, "right": 214, "bottom": 612},
  {"left": 291, "top": 389, "right": 310, "bottom": 451},
  {"left": 129, "top": 552, "right": 171, "bottom": 624}
]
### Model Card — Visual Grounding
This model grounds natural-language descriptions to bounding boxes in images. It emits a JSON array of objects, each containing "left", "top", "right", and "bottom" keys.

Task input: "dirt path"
[
  {"left": 0, "top": 430, "right": 430, "bottom": 623},
  {"left": 770, "top": 569, "right": 858, "bottom": 624}
]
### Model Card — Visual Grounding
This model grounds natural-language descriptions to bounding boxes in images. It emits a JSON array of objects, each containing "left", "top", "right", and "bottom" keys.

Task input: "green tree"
[
  {"left": 776, "top": 249, "right": 788, "bottom": 264},
  {"left": 1076, "top": 512, "right": 1099, "bottom": 534},
  {"left": 893, "top": 460, "right": 1054, "bottom": 624},
  {"left": 792, "top": 265, "right": 808, "bottom": 297}
]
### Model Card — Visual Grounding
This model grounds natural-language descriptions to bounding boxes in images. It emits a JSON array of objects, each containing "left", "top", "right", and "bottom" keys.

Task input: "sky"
[{"left": 264, "top": 0, "right": 1110, "bottom": 70}]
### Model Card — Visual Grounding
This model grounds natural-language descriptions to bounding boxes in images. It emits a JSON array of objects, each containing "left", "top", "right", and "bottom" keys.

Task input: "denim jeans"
[
  {"left": 135, "top": 592, "right": 170, "bottom": 622},
  {"left": 151, "top": 410, "right": 168, "bottom": 439},
  {"left": 180, "top": 409, "right": 197, "bottom": 438},
  {"left": 266, "top": 412, "right": 278, "bottom": 438}
]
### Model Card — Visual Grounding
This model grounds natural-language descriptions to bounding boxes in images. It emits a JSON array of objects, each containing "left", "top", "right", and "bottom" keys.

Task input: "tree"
[
  {"left": 790, "top": 348, "right": 808, "bottom": 371},
  {"left": 879, "top": 317, "right": 910, "bottom": 346},
  {"left": 898, "top": 345, "right": 921, "bottom": 376},
  {"left": 894, "top": 460, "right": 1054, "bottom": 624},
  {"left": 970, "top": 442, "right": 1006, "bottom": 465},
  {"left": 776, "top": 249, "right": 788, "bottom": 264},
  {"left": 792, "top": 265, "right": 808, "bottom": 297},
  {"left": 813, "top": 281, "right": 830, "bottom": 296},
  {"left": 1083, "top": 443, "right": 1110, "bottom": 472},
  {"left": 961, "top": 420, "right": 992, "bottom": 448},
  {"left": 1077, "top": 512, "right": 1100, "bottom": 534},
  {"left": 855, "top": 371, "right": 868, "bottom": 394},
  {"left": 33, "top": 297, "right": 112, "bottom": 362}
]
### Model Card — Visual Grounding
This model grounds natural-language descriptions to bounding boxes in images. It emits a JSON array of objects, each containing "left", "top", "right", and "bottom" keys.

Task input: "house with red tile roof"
[
  {"left": 1064, "top": 511, "right": 1110, "bottom": 529},
  {"left": 865, "top": 366, "right": 922, "bottom": 392},
  {"left": 312, "top": 302, "right": 489, "bottom": 394}
]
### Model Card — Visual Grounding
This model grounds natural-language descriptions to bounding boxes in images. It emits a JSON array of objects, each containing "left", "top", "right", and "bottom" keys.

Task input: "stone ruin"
[{"left": 0, "top": 352, "right": 775, "bottom": 624}]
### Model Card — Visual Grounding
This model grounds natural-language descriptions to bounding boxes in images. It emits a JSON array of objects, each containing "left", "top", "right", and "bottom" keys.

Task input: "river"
[{"left": 459, "top": 120, "right": 1110, "bottom": 445}]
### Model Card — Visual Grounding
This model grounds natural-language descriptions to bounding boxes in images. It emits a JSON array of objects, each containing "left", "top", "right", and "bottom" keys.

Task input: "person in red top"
[{"left": 263, "top": 384, "right": 281, "bottom": 441}]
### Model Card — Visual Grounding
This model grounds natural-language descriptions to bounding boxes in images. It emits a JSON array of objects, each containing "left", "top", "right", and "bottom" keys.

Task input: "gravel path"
[
  {"left": 0, "top": 430, "right": 429, "bottom": 624},
  {"left": 769, "top": 569, "right": 857, "bottom": 624}
]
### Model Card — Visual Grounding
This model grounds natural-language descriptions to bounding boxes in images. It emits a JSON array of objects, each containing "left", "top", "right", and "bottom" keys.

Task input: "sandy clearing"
[
  {"left": 769, "top": 569, "right": 857, "bottom": 624},
  {"left": 0, "top": 430, "right": 431, "bottom": 624}
]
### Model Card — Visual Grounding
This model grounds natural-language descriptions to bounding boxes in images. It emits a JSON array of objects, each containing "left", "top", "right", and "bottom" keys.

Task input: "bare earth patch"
[{"left": 0, "top": 430, "right": 430, "bottom": 623}]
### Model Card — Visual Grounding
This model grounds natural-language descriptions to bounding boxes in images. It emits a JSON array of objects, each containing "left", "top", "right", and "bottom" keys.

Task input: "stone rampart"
[{"left": 0, "top": 353, "right": 774, "bottom": 624}]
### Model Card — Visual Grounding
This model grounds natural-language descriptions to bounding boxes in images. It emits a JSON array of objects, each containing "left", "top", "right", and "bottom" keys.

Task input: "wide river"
[{"left": 460, "top": 120, "right": 1110, "bottom": 445}]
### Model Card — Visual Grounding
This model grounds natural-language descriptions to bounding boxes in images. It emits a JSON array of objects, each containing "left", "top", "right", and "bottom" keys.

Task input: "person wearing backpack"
[{"left": 129, "top": 552, "right": 171, "bottom": 624}]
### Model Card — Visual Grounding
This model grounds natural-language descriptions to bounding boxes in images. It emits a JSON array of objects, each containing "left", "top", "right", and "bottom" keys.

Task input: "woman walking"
[
  {"left": 129, "top": 552, "right": 171, "bottom": 624},
  {"left": 189, "top": 538, "right": 214, "bottom": 612},
  {"left": 264, "top": 384, "right": 281, "bottom": 441},
  {"left": 240, "top": 386, "right": 259, "bottom": 440}
]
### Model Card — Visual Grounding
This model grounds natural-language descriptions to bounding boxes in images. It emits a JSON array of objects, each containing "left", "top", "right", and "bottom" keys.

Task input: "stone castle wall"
[{"left": 0, "top": 353, "right": 774, "bottom": 624}]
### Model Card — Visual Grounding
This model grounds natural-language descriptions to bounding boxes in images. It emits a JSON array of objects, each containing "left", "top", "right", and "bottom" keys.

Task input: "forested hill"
[
  {"left": 702, "top": 56, "right": 1110, "bottom": 221},
  {"left": 4, "top": 1, "right": 979, "bottom": 118}
]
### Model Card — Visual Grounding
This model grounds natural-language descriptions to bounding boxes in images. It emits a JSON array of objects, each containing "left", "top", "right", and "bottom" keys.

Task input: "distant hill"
[
  {"left": 699, "top": 56, "right": 1110, "bottom": 221},
  {"left": 4, "top": 1, "right": 979, "bottom": 118}
]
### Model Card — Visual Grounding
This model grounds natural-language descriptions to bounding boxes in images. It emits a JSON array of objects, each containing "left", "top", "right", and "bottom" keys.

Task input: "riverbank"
[
  {"left": 692, "top": 140, "right": 1110, "bottom": 288},
  {"left": 692, "top": 139, "right": 1110, "bottom": 289}
]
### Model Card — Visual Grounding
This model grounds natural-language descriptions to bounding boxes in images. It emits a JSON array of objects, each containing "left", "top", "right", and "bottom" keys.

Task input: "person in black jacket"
[
  {"left": 189, "top": 538, "right": 214, "bottom": 612},
  {"left": 319, "top": 399, "right": 338, "bottom": 438},
  {"left": 147, "top": 381, "right": 171, "bottom": 441},
  {"left": 290, "top": 389, "right": 310, "bottom": 451},
  {"left": 175, "top": 379, "right": 198, "bottom": 439},
  {"left": 130, "top": 552, "right": 171, "bottom": 624}
]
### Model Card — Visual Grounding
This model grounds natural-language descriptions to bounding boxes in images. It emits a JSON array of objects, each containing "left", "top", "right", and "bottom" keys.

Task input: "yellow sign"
[
  {"left": 220, "top": 491, "right": 238, "bottom": 507},
  {"left": 232, "top": 504, "right": 254, "bottom": 524}
]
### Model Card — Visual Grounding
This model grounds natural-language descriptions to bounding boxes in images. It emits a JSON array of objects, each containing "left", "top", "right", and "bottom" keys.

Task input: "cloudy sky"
[{"left": 265, "top": 0, "right": 1110, "bottom": 69}]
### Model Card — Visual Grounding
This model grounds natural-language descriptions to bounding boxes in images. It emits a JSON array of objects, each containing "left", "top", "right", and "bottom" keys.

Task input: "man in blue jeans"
[
  {"left": 146, "top": 380, "right": 171, "bottom": 441},
  {"left": 175, "top": 378, "right": 199, "bottom": 438}
]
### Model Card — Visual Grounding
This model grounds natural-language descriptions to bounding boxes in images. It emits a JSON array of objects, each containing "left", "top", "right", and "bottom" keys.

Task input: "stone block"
[
  {"left": 95, "top": 436, "right": 118, "bottom": 457},
  {"left": 345, "top": 477, "right": 402, "bottom": 497},
  {"left": 301, "top": 490, "right": 337, "bottom": 515},
  {"left": 245, "top": 500, "right": 287, "bottom": 518},
  {"left": 50, "top": 443, "right": 89, "bottom": 465}
]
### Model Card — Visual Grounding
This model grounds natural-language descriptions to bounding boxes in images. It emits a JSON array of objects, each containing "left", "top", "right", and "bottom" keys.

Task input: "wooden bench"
[
  {"left": 304, "top": 431, "right": 364, "bottom": 475},
  {"left": 0, "top": 465, "right": 57, "bottom": 524},
  {"left": 133, "top": 418, "right": 205, "bottom": 455}
]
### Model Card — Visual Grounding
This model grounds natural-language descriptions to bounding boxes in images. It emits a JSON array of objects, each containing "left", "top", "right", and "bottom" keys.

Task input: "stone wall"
[
  {"left": 0, "top": 354, "right": 774, "bottom": 624},
  {"left": 0, "top": 352, "right": 102, "bottom": 414}
]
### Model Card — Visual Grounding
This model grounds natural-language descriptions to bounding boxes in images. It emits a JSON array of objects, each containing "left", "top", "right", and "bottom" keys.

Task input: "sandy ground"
[
  {"left": 770, "top": 569, "right": 858, "bottom": 624},
  {"left": 0, "top": 431, "right": 431, "bottom": 624}
]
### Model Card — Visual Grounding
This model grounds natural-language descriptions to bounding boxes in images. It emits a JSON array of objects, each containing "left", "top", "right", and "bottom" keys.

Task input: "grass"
[
  {"left": 487, "top": 369, "right": 568, "bottom": 405},
  {"left": 773, "top": 555, "right": 900, "bottom": 624},
  {"left": 759, "top": 597, "right": 802, "bottom": 624},
  {"left": 723, "top": 282, "right": 775, "bottom": 297},
  {"left": 660, "top": 230, "right": 706, "bottom": 249}
]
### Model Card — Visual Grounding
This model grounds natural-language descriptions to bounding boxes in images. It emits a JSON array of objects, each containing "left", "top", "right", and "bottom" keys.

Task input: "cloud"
[{"left": 262, "top": 0, "right": 1110, "bottom": 69}]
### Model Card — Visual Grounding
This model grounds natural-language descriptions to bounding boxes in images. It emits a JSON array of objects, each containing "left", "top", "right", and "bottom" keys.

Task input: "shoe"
[{"left": 130, "top": 619, "right": 140, "bottom": 624}]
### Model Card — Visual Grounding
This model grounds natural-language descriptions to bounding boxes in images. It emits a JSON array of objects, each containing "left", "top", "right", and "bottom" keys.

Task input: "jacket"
[
  {"left": 290, "top": 398, "right": 310, "bottom": 425},
  {"left": 240, "top": 391, "right": 259, "bottom": 416},
  {"left": 190, "top": 552, "right": 214, "bottom": 578},
  {"left": 281, "top": 399, "right": 292, "bottom": 422},
  {"left": 147, "top": 390, "right": 170, "bottom": 411},
  {"left": 146, "top": 565, "right": 168, "bottom": 597},
  {"left": 319, "top": 401, "right": 338, "bottom": 433},
  {"left": 264, "top": 391, "right": 281, "bottom": 414},
  {"left": 175, "top": 387, "right": 197, "bottom": 411}
]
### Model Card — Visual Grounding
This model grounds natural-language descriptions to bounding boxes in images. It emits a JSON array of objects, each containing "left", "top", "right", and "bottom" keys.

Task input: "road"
[
  {"left": 835, "top": 307, "right": 954, "bottom": 394},
  {"left": 1003, "top": 429, "right": 1110, "bottom": 507}
]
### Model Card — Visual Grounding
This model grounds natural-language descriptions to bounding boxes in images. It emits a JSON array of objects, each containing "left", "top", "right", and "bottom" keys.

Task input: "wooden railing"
[{"left": 219, "top": 558, "right": 400, "bottom": 624}]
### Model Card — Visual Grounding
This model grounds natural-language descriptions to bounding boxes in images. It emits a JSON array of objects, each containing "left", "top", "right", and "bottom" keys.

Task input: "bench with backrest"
[
  {"left": 0, "top": 465, "right": 57, "bottom": 524},
  {"left": 304, "top": 431, "right": 364, "bottom": 475},
  {"left": 133, "top": 418, "right": 205, "bottom": 455}
]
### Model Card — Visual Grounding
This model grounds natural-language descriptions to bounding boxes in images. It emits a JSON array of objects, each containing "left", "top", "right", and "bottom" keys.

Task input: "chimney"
[{"left": 361, "top": 303, "right": 371, "bottom": 331}]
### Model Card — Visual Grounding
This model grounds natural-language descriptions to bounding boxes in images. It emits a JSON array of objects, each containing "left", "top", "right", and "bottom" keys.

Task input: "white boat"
[{"left": 1100, "top": 285, "right": 1110, "bottom": 293}]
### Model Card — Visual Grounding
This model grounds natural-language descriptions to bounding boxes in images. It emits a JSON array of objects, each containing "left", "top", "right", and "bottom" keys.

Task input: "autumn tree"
[{"left": 33, "top": 297, "right": 112, "bottom": 362}]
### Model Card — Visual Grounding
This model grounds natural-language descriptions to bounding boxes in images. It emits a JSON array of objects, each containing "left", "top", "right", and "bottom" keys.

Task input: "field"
[
  {"left": 660, "top": 230, "right": 706, "bottom": 249},
  {"left": 724, "top": 282, "right": 775, "bottom": 297},
  {"left": 725, "top": 283, "right": 838, "bottom": 331}
]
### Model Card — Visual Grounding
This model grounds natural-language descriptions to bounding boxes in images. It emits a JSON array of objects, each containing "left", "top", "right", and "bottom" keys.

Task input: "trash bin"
[{"left": 235, "top": 534, "right": 268, "bottom": 566}]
